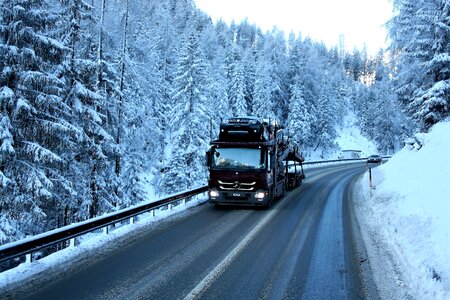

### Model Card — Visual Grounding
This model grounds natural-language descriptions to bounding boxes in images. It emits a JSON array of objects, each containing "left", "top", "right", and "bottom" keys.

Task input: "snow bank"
[{"left": 356, "top": 120, "right": 450, "bottom": 299}]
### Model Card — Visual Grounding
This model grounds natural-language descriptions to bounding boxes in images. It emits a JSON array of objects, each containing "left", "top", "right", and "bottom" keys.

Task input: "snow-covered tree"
[
  {"left": 157, "top": 27, "right": 210, "bottom": 195},
  {"left": 286, "top": 35, "right": 316, "bottom": 147},
  {"left": 389, "top": 0, "right": 450, "bottom": 130},
  {"left": 252, "top": 52, "right": 274, "bottom": 119},
  {"left": 287, "top": 79, "right": 315, "bottom": 147},
  {"left": 199, "top": 19, "right": 230, "bottom": 136},
  {"left": 0, "top": 0, "right": 75, "bottom": 240},
  {"left": 227, "top": 45, "right": 247, "bottom": 116},
  {"left": 263, "top": 30, "right": 290, "bottom": 122},
  {"left": 57, "top": 0, "right": 118, "bottom": 219}
]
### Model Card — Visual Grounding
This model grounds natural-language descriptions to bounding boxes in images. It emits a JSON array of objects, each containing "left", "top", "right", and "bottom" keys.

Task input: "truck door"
[{"left": 267, "top": 149, "right": 273, "bottom": 185}]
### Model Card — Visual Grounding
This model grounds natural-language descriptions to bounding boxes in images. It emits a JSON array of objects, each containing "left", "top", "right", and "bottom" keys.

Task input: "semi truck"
[{"left": 205, "top": 117, "right": 304, "bottom": 208}]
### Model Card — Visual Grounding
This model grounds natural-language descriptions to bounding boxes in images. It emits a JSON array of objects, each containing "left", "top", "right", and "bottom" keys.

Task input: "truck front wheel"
[{"left": 263, "top": 191, "right": 274, "bottom": 209}]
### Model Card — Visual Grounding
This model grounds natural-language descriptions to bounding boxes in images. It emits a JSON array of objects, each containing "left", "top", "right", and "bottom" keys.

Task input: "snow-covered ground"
[{"left": 354, "top": 120, "right": 450, "bottom": 299}]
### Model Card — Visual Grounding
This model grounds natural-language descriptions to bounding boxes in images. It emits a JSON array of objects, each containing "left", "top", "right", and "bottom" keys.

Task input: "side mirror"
[{"left": 205, "top": 150, "right": 212, "bottom": 167}]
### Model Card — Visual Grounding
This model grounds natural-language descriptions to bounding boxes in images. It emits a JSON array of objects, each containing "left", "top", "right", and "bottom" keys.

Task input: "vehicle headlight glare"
[
  {"left": 255, "top": 192, "right": 265, "bottom": 199},
  {"left": 210, "top": 190, "right": 219, "bottom": 197}
]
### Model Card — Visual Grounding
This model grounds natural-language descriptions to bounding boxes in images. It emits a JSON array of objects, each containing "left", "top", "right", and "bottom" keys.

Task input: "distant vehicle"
[
  {"left": 341, "top": 149, "right": 362, "bottom": 159},
  {"left": 367, "top": 154, "right": 382, "bottom": 163}
]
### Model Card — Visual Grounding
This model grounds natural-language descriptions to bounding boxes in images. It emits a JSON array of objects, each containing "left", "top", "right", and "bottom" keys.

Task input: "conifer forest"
[{"left": 0, "top": 0, "right": 448, "bottom": 243}]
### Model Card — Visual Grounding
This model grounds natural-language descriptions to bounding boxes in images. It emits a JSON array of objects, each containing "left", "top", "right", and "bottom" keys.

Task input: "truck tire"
[{"left": 264, "top": 191, "right": 274, "bottom": 209}]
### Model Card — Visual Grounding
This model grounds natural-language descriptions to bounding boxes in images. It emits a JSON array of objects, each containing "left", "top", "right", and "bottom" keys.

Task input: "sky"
[{"left": 194, "top": 0, "right": 393, "bottom": 55}]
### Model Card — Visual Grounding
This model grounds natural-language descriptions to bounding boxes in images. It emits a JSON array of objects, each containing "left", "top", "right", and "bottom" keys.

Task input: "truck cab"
[{"left": 206, "top": 117, "right": 304, "bottom": 208}]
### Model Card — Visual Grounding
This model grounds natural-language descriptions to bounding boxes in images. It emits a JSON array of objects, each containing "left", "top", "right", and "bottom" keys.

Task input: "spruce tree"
[
  {"left": 158, "top": 27, "right": 210, "bottom": 195},
  {"left": 389, "top": 0, "right": 450, "bottom": 130},
  {"left": 0, "top": 0, "right": 74, "bottom": 240}
]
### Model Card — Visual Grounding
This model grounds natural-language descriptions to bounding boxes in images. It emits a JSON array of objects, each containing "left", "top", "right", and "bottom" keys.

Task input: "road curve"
[{"left": 10, "top": 163, "right": 375, "bottom": 299}]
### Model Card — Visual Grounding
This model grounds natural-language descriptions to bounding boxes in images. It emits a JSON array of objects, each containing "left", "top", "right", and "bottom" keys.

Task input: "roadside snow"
[
  {"left": 141, "top": 170, "right": 157, "bottom": 199},
  {"left": 0, "top": 196, "right": 207, "bottom": 293},
  {"left": 355, "top": 120, "right": 450, "bottom": 299}
]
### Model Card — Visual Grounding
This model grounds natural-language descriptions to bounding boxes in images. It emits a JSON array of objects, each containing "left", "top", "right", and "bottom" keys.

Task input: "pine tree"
[
  {"left": 120, "top": 1, "right": 167, "bottom": 206},
  {"left": 252, "top": 53, "right": 274, "bottom": 119},
  {"left": 314, "top": 79, "right": 337, "bottom": 152},
  {"left": 287, "top": 79, "right": 314, "bottom": 147},
  {"left": 227, "top": 45, "right": 247, "bottom": 116},
  {"left": 263, "top": 30, "right": 290, "bottom": 122},
  {"left": 0, "top": 0, "right": 75, "bottom": 240},
  {"left": 389, "top": 0, "right": 450, "bottom": 130},
  {"left": 286, "top": 35, "right": 314, "bottom": 147},
  {"left": 242, "top": 48, "right": 256, "bottom": 115},
  {"left": 199, "top": 20, "right": 230, "bottom": 135},
  {"left": 158, "top": 27, "right": 210, "bottom": 195},
  {"left": 57, "top": 0, "right": 116, "bottom": 219}
]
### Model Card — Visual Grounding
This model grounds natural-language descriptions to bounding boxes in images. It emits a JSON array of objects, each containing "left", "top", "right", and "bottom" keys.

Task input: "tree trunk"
[
  {"left": 115, "top": 0, "right": 129, "bottom": 180},
  {"left": 96, "top": 0, "right": 106, "bottom": 91},
  {"left": 89, "top": 164, "right": 98, "bottom": 218}
]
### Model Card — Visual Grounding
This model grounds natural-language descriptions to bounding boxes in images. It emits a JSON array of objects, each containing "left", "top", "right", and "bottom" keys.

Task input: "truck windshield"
[{"left": 212, "top": 148, "right": 265, "bottom": 170}]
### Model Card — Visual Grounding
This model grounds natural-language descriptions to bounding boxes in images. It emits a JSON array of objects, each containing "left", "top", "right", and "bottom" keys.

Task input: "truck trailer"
[{"left": 205, "top": 117, "right": 304, "bottom": 208}]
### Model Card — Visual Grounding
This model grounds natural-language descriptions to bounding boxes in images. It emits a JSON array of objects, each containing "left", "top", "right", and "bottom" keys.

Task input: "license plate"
[{"left": 233, "top": 193, "right": 241, "bottom": 197}]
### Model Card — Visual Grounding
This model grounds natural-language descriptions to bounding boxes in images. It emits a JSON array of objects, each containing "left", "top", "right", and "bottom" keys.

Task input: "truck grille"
[{"left": 218, "top": 180, "right": 256, "bottom": 191}]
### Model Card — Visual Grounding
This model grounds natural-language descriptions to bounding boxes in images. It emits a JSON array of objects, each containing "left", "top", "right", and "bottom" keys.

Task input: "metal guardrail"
[
  {"left": 0, "top": 186, "right": 208, "bottom": 265},
  {"left": 0, "top": 156, "right": 390, "bottom": 267},
  {"left": 303, "top": 157, "right": 365, "bottom": 165},
  {"left": 302, "top": 156, "right": 390, "bottom": 165}
]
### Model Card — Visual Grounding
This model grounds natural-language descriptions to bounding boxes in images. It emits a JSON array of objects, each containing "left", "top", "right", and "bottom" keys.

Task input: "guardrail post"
[
  {"left": 70, "top": 238, "right": 76, "bottom": 248},
  {"left": 168, "top": 203, "right": 172, "bottom": 210},
  {"left": 130, "top": 217, "right": 135, "bottom": 225},
  {"left": 181, "top": 199, "right": 185, "bottom": 205},
  {"left": 103, "top": 226, "right": 109, "bottom": 235},
  {"left": 25, "top": 253, "right": 32, "bottom": 263}
]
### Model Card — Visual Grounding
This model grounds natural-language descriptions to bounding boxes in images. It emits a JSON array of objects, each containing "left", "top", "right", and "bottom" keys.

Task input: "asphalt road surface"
[{"left": 11, "top": 163, "right": 377, "bottom": 299}]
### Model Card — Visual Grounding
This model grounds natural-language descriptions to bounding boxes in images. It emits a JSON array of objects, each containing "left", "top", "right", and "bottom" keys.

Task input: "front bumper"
[{"left": 208, "top": 189, "right": 269, "bottom": 206}]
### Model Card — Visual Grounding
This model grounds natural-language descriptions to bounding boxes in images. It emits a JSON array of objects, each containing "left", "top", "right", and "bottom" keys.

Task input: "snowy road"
[{"left": 11, "top": 163, "right": 376, "bottom": 299}]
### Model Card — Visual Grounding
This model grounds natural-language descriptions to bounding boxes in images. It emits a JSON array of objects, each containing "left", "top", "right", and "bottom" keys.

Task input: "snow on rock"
[{"left": 355, "top": 120, "right": 450, "bottom": 299}]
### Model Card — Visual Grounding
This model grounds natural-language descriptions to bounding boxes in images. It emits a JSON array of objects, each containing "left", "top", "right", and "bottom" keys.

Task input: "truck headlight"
[
  {"left": 210, "top": 190, "right": 219, "bottom": 197},
  {"left": 255, "top": 192, "right": 266, "bottom": 199}
]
